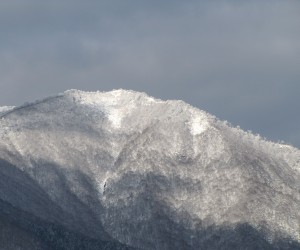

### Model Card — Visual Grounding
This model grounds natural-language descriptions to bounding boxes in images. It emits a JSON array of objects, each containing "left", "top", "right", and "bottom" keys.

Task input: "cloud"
[{"left": 0, "top": 0, "right": 299, "bottom": 146}]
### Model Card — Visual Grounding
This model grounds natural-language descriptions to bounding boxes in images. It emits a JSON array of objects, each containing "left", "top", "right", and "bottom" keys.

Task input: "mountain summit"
[{"left": 0, "top": 89, "right": 300, "bottom": 249}]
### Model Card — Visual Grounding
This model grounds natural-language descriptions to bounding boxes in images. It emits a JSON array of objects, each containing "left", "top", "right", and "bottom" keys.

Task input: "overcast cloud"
[{"left": 0, "top": 0, "right": 299, "bottom": 147}]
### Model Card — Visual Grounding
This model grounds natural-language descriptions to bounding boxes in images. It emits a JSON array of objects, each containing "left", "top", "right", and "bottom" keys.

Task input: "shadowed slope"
[
  {"left": 1, "top": 159, "right": 299, "bottom": 250},
  {"left": 0, "top": 158, "right": 134, "bottom": 250}
]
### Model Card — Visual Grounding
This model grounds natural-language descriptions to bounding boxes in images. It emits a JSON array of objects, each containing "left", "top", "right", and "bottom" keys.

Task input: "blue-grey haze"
[{"left": 0, "top": 0, "right": 299, "bottom": 147}]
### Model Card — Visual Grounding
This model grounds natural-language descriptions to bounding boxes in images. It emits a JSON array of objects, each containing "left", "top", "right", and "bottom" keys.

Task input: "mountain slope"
[
  {"left": 0, "top": 89, "right": 299, "bottom": 249},
  {"left": 0, "top": 106, "right": 14, "bottom": 116}
]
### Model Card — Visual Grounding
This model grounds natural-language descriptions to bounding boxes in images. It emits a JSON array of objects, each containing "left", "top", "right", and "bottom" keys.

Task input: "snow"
[
  {"left": 64, "top": 89, "right": 164, "bottom": 129},
  {"left": 64, "top": 90, "right": 126, "bottom": 129},
  {"left": 190, "top": 111, "right": 209, "bottom": 135},
  {"left": 0, "top": 106, "right": 14, "bottom": 115}
]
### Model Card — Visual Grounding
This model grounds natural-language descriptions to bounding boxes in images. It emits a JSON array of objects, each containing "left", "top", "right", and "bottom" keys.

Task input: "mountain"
[{"left": 0, "top": 89, "right": 299, "bottom": 250}]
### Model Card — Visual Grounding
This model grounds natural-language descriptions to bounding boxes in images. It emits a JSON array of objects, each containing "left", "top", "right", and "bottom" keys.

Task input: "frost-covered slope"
[
  {"left": 0, "top": 89, "right": 300, "bottom": 250},
  {"left": 0, "top": 106, "right": 14, "bottom": 116}
]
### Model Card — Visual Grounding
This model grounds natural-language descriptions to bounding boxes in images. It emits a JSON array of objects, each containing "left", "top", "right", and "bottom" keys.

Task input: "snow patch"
[
  {"left": 190, "top": 111, "right": 209, "bottom": 135},
  {"left": 108, "top": 109, "right": 123, "bottom": 128},
  {"left": 0, "top": 106, "right": 15, "bottom": 115},
  {"left": 65, "top": 89, "right": 138, "bottom": 129}
]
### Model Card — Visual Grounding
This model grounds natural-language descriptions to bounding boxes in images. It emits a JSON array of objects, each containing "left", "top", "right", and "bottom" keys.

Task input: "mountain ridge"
[{"left": 1, "top": 89, "right": 298, "bottom": 149}]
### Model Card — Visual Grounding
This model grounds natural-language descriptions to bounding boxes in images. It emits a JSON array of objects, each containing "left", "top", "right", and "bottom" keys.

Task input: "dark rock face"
[{"left": 0, "top": 90, "right": 300, "bottom": 249}]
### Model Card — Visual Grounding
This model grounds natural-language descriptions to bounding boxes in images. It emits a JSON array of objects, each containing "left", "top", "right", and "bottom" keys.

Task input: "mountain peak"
[
  {"left": 63, "top": 88, "right": 161, "bottom": 103},
  {"left": 60, "top": 89, "right": 212, "bottom": 133}
]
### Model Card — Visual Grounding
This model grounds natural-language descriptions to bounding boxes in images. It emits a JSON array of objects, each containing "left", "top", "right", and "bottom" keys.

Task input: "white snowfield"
[{"left": 0, "top": 89, "right": 299, "bottom": 249}]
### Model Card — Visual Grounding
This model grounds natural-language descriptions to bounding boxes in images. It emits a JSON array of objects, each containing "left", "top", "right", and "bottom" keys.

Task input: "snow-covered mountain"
[{"left": 0, "top": 89, "right": 299, "bottom": 250}]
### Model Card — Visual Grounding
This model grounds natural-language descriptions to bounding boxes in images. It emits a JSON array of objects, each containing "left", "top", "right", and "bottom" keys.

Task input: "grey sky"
[{"left": 0, "top": 0, "right": 299, "bottom": 147}]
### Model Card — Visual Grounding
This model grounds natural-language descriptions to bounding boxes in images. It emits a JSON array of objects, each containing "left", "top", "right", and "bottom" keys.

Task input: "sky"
[{"left": 0, "top": 0, "right": 299, "bottom": 147}]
